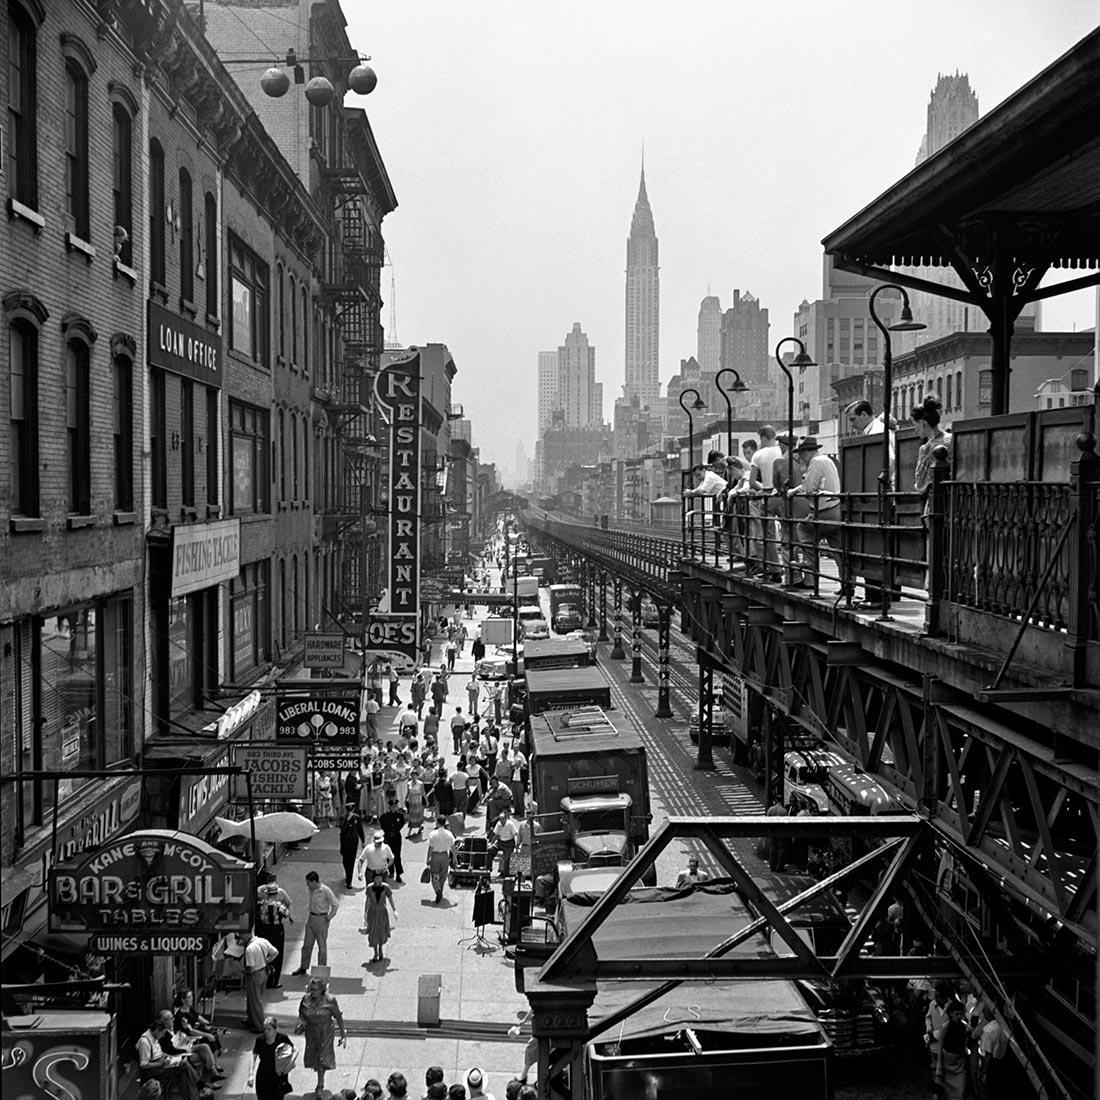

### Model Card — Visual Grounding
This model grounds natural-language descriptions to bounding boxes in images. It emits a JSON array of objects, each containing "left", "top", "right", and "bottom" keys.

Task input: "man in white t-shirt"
[
  {"left": 750, "top": 425, "right": 783, "bottom": 572},
  {"left": 684, "top": 450, "right": 728, "bottom": 540}
]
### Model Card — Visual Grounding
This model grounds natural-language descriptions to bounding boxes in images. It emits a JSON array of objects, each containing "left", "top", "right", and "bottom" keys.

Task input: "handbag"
[
  {"left": 273, "top": 1039, "right": 297, "bottom": 1076},
  {"left": 420, "top": 866, "right": 432, "bottom": 884}
]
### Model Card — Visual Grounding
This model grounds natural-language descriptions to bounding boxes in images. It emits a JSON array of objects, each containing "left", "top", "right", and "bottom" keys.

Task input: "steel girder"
[{"left": 679, "top": 574, "right": 1099, "bottom": 944}]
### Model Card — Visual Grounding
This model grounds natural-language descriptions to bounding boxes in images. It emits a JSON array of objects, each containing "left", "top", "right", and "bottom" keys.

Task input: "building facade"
[
  {"left": 558, "top": 321, "right": 601, "bottom": 429},
  {"left": 537, "top": 349, "right": 560, "bottom": 432},
  {"left": 623, "top": 164, "right": 659, "bottom": 407},
  {"left": 697, "top": 293, "right": 722, "bottom": 375}
]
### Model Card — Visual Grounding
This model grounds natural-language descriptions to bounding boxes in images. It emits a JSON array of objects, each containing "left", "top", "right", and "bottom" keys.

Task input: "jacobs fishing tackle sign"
[
  {"left": 48, "top": 830, "right": 253, "bottom": 934},
  {"left": 370, "top": 348, "right": 421, "bottom": 662}
]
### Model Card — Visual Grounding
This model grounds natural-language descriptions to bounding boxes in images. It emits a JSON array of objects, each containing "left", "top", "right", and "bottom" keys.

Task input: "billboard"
[{"left": 371, "top": 349, "right": 421, "bottom": 662}]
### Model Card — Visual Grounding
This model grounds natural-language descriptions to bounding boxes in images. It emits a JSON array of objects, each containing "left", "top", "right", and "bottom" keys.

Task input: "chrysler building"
[{"left": 623, "top": 162, "right": 660, "bottom": 407}]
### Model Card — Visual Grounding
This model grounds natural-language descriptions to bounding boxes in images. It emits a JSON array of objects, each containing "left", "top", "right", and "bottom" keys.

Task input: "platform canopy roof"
[{"left": 823, "top": 27, "right": 1100, "bottom": 286}]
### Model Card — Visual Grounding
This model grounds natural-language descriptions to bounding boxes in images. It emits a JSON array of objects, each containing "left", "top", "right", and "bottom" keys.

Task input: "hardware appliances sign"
[
  {"left": 48, "top": 830, "right": 254, "bottom": 934},
  {"left": 372, "top": 349, "right": 421, "bottom": 661}
]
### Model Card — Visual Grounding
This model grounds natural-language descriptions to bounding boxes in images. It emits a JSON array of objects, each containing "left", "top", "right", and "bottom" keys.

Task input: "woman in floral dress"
[
  {"left": 406, "top": 774, "right": 425, "bottom": 837},
  {"left": 362, "top": 871, "right": 397, "bottom": 963},
  {"left": 296, "top": 977, "right": 346, "bottom": 1099}
]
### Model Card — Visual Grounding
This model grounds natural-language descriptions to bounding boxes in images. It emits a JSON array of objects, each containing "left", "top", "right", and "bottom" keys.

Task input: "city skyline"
[{"left": 350, "top": 3, "right": 1097, "bottom": 478}]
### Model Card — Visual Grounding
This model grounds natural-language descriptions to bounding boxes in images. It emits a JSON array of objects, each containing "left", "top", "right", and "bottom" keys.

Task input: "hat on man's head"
[
  {"left": 775, "top": 432, "right": 794, "bottom": 446},
  {"left": 466, "top": 1067, "right": 485, "bottom": 1090},
  {"left": 794, "top": 436, "right": 822, "bottom": 454},
  {"left": 373, "top": 829, "right": 385, "bottom": 842}
]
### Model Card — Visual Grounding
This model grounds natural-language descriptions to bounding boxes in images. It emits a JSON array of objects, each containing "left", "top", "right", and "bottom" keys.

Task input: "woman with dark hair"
[
  {"left": 912, "top": 395, "right": 952, "bottom": 496},
  {"left": 934, "top": 999, "right": 971, "bottom": 1099},
  {"left": 362, "top": 870, "right": 397, "bottom": 963},
  {"left": 246, "top": 1016, "right": 293, "bottom": 1100}
]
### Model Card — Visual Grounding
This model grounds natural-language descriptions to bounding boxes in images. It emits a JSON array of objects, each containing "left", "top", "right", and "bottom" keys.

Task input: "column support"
[
  {"left": 598, "top": 571, "right": 609, "bottom": 642},
  {"left": 629, "top": 590, "right": 644, "bottom": 683},
  {"left": 586, "top": 562, "right": 597, "bottom": 628},
  {"left": 655, "top": 603, "right": 673, "bottom": 717},
  {"left": 695, "top": 648, "right": 716, "bottom": 770},
  {"left": 610, "top": 578, "right": 625, "bottom": 659}
]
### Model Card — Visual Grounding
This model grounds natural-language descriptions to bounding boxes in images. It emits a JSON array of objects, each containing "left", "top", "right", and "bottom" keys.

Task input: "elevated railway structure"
[{"left": 520, "top": 30, "right": 1100, "bottom": 1099}]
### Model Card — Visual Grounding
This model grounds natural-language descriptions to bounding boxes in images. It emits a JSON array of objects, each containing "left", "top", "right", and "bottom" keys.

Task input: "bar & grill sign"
[{"left": 48, "top": 829, "right": 253, "bottom": 934}]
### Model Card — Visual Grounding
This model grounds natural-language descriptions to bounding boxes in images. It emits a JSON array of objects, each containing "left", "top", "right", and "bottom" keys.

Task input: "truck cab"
[
  {"left": 782, "top": 748, "right": 846, "bottom": 812},
  {"left": 559, "top": 793, "right": 634, "bottom": 868}
]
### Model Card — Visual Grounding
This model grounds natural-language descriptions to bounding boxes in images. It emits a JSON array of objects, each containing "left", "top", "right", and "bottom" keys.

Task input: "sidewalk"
[{"left": 209, "top": 631, "right": 530, "bottom": 1099}]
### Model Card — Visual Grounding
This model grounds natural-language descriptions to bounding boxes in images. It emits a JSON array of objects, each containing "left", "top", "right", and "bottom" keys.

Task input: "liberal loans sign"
[{"left": 371, "top": 349, "right": 421, "bottom": 662}]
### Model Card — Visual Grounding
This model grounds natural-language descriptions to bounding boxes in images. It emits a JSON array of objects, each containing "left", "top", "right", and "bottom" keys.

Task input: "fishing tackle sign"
[{"left": 370, "top": 348, "right": 421, "bottom": 662}]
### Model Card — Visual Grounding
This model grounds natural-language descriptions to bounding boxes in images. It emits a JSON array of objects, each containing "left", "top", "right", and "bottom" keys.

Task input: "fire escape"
[{"left": 319, "top": 160, "right": 385, "bottom": 626}]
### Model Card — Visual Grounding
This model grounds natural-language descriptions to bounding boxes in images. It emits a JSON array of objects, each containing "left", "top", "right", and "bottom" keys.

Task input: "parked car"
[
  {"left": 553, "top": 604, "right": 583, "bottom": 633},
  {"left": 522, "top": 617, "right": 551, "bottom": 640}
]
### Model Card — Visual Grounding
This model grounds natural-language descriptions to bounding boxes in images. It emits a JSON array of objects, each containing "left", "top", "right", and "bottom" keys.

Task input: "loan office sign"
[
  {"left": 48, "top": 830, "right": 253, "bottom": 934},
  {"left": 370, "top": 349, "right": 422, "bottom": 662}
]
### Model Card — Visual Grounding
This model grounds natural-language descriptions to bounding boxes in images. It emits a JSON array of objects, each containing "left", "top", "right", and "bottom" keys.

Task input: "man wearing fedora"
[{"left": 786, "top": 437, "right": 841, "bottom": 588}]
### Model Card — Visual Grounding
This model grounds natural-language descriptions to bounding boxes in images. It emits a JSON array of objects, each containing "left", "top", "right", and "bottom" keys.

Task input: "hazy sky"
[{"left": 345, "top": 1, "right": 1098, "bottom": 480}]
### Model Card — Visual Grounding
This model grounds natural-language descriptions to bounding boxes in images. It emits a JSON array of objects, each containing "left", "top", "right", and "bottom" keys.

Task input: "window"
[
  {"left": 181, "top": 379, "right": 195, "bottom": 507},
  {"left": 167, "top": 589, "right": 216, "bottom": 718},
  {"left": 304, "top": 550, "right": 311, "bottom": 631},
  {"left": 279, "top": 559, "right": 287, "bottom": 649},
  {"left": 9, "top": 320, "right": 38, "bottom": 515},
  {"left": 956, "top": 371, "right": 963, "bottom": 409},
  {"left": 229, "top": 399, "right": 269, "bottom": 514},
  {"left": 64, "top": 60, "right": 90, "bottom": 240},
  {"left": 291, "top": 411, "right": 299, "bottom": 499},
  {"left": 289, "top": 274, "right": 298, "bottom": 365},
  {"left": 113, "top": 355, "right": 132, "bottom": 510},
  {"left": 292, "top": 554, "right": 300, "bottom": 637},
  {"left": 1071, "top": 369, "right": 1089, "bottom": 392},
  {"left": 151, "top": 369, "right": 166, "bottom": 508},
  {"left": 7, "top": 2, "right": 38, "bottom": 209},
  {"left": 302, "top": 416, "right": 309, "bottom": 501},
  {"left": 112, "top": 105, "right": 133, "bottom": 265},
  {"left": 278, "top": 408, "right": 286, "bottom": 501},
  {"left": 946, "top": 373, "right": 953, "bottom": 412},
  {"left": 230, "top": 560, "right": 270, "bottom": 679},
  {"left": 301, "top": 286, "right": 309, "bottom": 373},
  {"left": 206, "top": 388, "right": 218, "bottom": 506},
  {"left": 22, "top": 595, "right": 134, "bottom": 817},
  {"left": 204, "top": 192, "right": 218, "bottom": 316},
  {"left": 65, "top": 341, "right": 91, "bottom": 514},
  {"left": 179, "top": 168, "right": 194, "bottom": 304},
  {"left": 277, "top": 264, "right": 285, "bottom": 358},
  {"left": 149, "top": 139, "right": 166, "bottom": 288},
  {"left": 229, "top": 235, "right": 268, "bottom": 364}
]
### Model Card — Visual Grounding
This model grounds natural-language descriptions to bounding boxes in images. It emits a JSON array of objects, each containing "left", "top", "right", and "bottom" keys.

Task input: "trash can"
[{"left": 417, "top": 972, "right": 442, "bottom": 1028}]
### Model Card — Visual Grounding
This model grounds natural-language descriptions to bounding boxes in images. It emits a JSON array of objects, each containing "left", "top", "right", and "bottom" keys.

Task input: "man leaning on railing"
[
  {"left": 683, "top": 450, "right": 728, "bottom": 546},
  {"left": 786, "top": 437, "right": 841, "bottom": 589}
]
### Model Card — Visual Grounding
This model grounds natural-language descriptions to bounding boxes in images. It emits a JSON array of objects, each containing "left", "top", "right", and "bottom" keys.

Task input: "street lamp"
[
  {"left": 868, "top": 284, "right": 925, "bottom": 619},
  {"left": 715, "top": 368, "right": 748, "bottom": 459},
  {"left": 678, "top": 388, "right": 707, "bottom": 472},
  {"left": 773, "top": 338, "right": 816, "bottom": 584}
]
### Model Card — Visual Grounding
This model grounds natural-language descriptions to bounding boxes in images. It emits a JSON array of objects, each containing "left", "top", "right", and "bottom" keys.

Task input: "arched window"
[
  {"left": 8, "top": 2, "right": 40, "bottom": 209},
  {"left": 204, "top": 192, "right": 218, "bottom": 316},
  {"left": 302, "top": 415, "right": 309, "bottom": 501},
  {"left": 112, "top": 103, "right": 133, "bottom": 265},
  {"left": 289, "top": 274, "right": 298, "bottom": 365},
  {"left": 278, "top": 408, "right": 286, "bottom": 501},
  {"left": 179, "top": 168, "right": 194, "bottom": 303},
  {"left": 65, "top": 339, "right": 91, "bottom": 514},
  {"left": 291, "top": 411, "right": 299, "bottom": 499},
  {"left": 280, "top": 558, "right": 287, "bottom": 649},
  {"left": 64, "top": 58, "right": 90, "bottom": 240},
  {"left": 8, "top": 318, "right": 40, "bottom": 515},
  {"left": 956, "top": 371, "right": 963, "bottom": 411},
  {"left": 292, "top": 554, "right": 300, "bottom": 637},
  {"left": 113, "top": 348, "right": 133, "bottom": 511},
  {"left": 149, "top": 139, "right": 166, "bottom": 287},
  {"left": 277, "top": 264, "right": 285, "bottom": 359},
  {"left": 301, "top": 286, "right": 309, "bottom": 373},
  {"left": 946, "top": 374, "right": 953, "bottom": 411}
]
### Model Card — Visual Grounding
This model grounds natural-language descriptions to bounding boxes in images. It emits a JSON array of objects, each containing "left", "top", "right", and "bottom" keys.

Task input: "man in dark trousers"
[
  {"left": 378, "top": 797, "right": 407, "bottom": 882},
  {"left": 254, "top": 878, "right": 292, "bottom": 989},
  {"left": 339, "top": 808, "right": 365, "bottom": 889}
]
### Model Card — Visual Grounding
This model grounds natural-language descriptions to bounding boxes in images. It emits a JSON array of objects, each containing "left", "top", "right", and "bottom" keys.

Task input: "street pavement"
[{"left": 208, "top": 628, "right": 531, "bottom": 1099}]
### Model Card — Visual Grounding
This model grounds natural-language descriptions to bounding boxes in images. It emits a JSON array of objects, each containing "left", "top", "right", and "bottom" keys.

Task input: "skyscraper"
[
  {"left": 558, "top": 323, "right": 601, "bottom": 428},
  {"left": 914, "top": 73, "right": 979, "bottom": 165},
  {"left": 537, "top": 350, "right": 560, "bottom": 433},
  {"left": 624, "top": 162, "right": 660, "bottom": 406},
  {"left": 697, "top": 294, "right": 722, "bottom": 375},
  {"left": 720, "top": 290, "right": 770, "bottom": 387}
]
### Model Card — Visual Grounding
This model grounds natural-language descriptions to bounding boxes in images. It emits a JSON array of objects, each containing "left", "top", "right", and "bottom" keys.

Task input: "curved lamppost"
[
  {"left": 678, "top": 387, "right": 707, "bottom": 473},
  {"left": 715, "top": 368, "right": 748, "bottom": 460},
  {"left": 868, "top": 284, "right": 925, "bottom": 619},
  {"left": 773, "top": 338, "right": 816, "bottom": 584}
]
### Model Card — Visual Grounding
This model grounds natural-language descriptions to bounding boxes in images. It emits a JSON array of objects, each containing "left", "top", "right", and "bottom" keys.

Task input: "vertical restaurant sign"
[{"left": 371, "top": 349, "right": 421, "bottom": 662}]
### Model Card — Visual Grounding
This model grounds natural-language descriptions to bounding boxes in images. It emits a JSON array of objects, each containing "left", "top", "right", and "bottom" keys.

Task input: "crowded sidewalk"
[{"left": 204, "top": 619, "right": 533, "bottom": 1099}]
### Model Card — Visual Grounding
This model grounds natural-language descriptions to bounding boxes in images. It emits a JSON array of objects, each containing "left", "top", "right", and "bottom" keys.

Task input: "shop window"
[
  {"left": 64, "top": 58, "right": 90, "bottom": 240},
  {"left": 65, "top": 340, "right": 91, "bottom": 514},
  {"left": 111, "top": 104, "right": 133, "bottom": 265},
  {"left": 113, "top": 354, "right": 133, "bottom": 510},
  {"left": 149, "top": 139, "right": 166, "bottom": 289},
  {"left": 7, "top": 2, "right": 39, "bottom": 210},
  {"left": 9, "top": 319, "right": 39, "bottom": 516},
  {"left": 21, "top": 595, "right": 134, "bottom": 820},
  {"left": 229, "top": 399, "right": 269, "bottom": 514},
  {"left": 150, "top": 368, "right": 167, "bottom": 508},
  {"left": 181, "top": 379, "right": 195, "bottom": 507},
  {"left": 167, "top": 588, "right": 216, "bottom": 718},
  {"left": 229, "top": 234, "right": 268, "bottom": 364},
  {"left": 206, "top": 387, "right": 219, "bottom": 506},
  {"left": 230, "top": 560, "right": 270, "bottom": 680},
  {"left": 179, "top": 168, "right": 194, "bottom": 304},
  {"left": 204, "top": 192, "right": 218, "bottom": 317}
]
